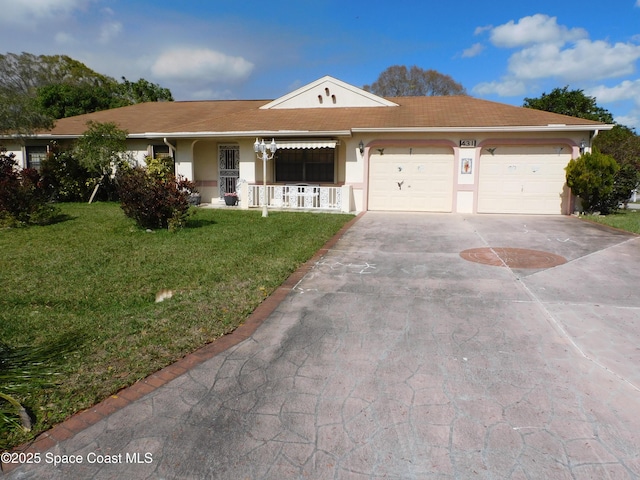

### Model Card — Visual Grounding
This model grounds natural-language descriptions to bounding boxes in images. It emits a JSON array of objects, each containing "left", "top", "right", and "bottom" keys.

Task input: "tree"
[
  {"left": 594, "top": 125, "right": 640, "bottom": 207},
  {"left": 117, "top": 77, "right": 173, "bottom": 104},
  {"left": 363, "top": 65, "right": 466, "bottom": 97},
  {"left": 524, "top": 87, "right": 640, "bottom": 206},
  {"left": 0, "top": 91, "right": 53, "bottom": 135},
  {"left": 565, "top": 151, "right": 620, "bottom": 214},
  {"left": 523, "top": 86, "right": 614, "bottom": 123},
  {"left": 0, "top": 53, "right": 57, "bottom": 134},
  {"left": 594, "top": 124, "right": 640, "bottom": 170},
  {"left": 0, "top": 53, "right": 173, "bottom": 122},
  {"left": 0, "top": 53, "right": 114, "bottom": 95},
  {"left": 35, "top": 83, "right": 116, "bottom": 119},
  {"left": 73, "top": 121, "right": 129, "bottom": 203}
]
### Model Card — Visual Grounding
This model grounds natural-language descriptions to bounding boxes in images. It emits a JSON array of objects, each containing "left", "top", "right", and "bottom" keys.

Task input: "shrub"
[
  {"left": 144, "top": 155, "right": 174, "bottom": 180},
  {"left": 612, "top": 163, "right": 640, "bottom": 208},
  {"left": 40, "top": 145, "right": 92, "bottom": 202},
  {"left": 116, "top": 165, "right": 195, "bottom": 230},
  {"left": 0, "top": 149, "right": 60, "bottom": 226},
  {"left": 565, "top": 151, "right": 620, "bottom": 214}
]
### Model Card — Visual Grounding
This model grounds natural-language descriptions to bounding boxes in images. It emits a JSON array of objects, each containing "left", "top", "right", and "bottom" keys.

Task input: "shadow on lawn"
[
  {"left": 186, "top": 217, "right": 218, "bottom": 228},
  {"left": 49, "top": 213, "right": 75, "bottom": 225}
]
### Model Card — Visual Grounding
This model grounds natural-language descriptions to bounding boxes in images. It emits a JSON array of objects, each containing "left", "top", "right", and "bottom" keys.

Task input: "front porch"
[{"left": 239, "top": 183, "right": 352, "bottom": 212}]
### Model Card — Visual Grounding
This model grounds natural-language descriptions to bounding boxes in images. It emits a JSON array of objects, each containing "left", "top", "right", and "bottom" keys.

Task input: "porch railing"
[{"left": 245, "top": 184, "right": 344, "bottom": 211}]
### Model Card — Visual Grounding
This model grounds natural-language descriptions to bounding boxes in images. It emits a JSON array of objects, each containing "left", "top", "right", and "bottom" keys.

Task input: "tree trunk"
[{"left": 88, "top": 182, "right": 100, "bottom": 204}]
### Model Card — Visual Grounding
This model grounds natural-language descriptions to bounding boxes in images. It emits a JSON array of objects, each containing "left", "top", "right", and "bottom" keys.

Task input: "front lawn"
[
  {"left": 584, "top": 209, "right": 640, "bottom": 234},
  {"left": 0, "top": 203, "right": 353, "bottom": 448}
]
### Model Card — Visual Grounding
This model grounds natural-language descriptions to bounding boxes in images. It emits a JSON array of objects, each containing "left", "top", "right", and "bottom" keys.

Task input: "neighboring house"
[{"left": 1, "top": 76, "right": 612, "bottom": 214}]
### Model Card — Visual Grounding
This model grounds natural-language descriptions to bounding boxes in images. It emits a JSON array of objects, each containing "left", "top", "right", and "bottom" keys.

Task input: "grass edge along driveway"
[{"left": 0, "top": 202, "right": 354, "bottom": 449}]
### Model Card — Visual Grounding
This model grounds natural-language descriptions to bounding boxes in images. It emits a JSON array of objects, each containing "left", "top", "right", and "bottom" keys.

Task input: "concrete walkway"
[{"left": 4, "top": 213, "right": 640, "bottom": 479}]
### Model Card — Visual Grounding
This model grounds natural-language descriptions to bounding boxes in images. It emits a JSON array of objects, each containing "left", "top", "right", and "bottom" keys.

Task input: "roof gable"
[{"left": 260, "top": 75, "right": 398, "bottom": 109}]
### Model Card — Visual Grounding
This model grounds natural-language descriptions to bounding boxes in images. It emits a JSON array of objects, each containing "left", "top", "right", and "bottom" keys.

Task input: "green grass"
[
  {"left": 584, "top": 208, "right": 640, "bottom": 234},
  {"left": 0, "top": 203, "right": 353, "bottom": 448}
]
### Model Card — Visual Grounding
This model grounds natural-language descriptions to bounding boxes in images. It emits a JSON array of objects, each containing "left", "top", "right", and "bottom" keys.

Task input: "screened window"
[
  {"left": 275, "top": 148, "right": 334, "bottom": 183},
  {"left": 26, "top": 146, "right": 47, "bottom": 171},
  {"left": 151, "top": 144, "right": 172, "bottom": 158}
]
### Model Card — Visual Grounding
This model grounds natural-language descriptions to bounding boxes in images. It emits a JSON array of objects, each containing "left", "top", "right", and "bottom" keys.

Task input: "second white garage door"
[
  {"left": 368, "top": 147, "right": 454, "bottom": 212},
  {"left": 477, "top": 145, "right": 571, "bottom": 214}
]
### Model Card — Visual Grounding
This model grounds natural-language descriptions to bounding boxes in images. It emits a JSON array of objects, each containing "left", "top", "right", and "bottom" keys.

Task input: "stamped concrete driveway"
[{"left": 6, "top": 213, "right": 640, "bottom": 479}]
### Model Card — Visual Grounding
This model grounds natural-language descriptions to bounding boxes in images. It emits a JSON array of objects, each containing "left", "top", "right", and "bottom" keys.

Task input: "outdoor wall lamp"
[
  {"left": 358, "top": 140, "right": 365, "bottom": 155},
  {"left": 253, "top": 138, "right": 278, "bottom": 217},
  {"left": 579, "top": 140, "right": 587, "bottom": 154}
]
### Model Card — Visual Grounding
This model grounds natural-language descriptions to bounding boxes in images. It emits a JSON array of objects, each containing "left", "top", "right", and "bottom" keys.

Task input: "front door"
[{"left": 219, "top": 145, "right": 239, "bottom": 197}]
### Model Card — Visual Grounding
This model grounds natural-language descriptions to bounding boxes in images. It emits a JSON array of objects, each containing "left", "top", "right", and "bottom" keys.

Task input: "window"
[
  {"left": 26, "top": 146, "right": 47, "bottom": 171},
  {"left": 275, "top": 148, "right": 335, "bottom": 183},
  {"left": 151, "top": 144, "right": 172, "bottom": 158}
]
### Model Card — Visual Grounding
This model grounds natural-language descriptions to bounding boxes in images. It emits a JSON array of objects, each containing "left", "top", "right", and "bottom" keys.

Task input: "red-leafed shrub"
[
  {"left": 0, "top": 149, "right": 60, "bottom": 226},
  {"left": 115, "top": 164, "right": 195, "bottom": 231}
]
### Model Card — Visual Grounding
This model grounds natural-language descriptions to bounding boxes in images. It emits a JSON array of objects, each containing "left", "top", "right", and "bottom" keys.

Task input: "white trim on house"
[
  {"left": 352, "top": 125, "right": 611, "bottom": 134},
  {"left": 260, "top": 76, "right": 399, "bottom": 109}
]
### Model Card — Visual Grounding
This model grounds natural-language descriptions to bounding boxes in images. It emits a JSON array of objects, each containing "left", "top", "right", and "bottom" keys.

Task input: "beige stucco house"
[{"left": 3, "top": 76, "right": 612, "bottom": 214}]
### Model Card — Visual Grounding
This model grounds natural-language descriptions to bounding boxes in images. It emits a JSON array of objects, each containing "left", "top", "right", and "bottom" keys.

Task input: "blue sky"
[{"left": 3, "top": 0, "right": 640, "bottom": 130}]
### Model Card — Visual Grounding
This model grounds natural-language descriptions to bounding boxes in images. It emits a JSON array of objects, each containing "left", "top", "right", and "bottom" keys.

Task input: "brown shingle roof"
[{"left": 41, "top": 95, "right": 605, "bottom": 137}]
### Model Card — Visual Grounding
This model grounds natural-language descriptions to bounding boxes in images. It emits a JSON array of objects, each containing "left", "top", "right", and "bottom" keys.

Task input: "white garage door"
[
  {"left": 368, "top": 147, "right": 454, "bottom": 212},
  {"left": 478, "top": 145, "right": 571, "bottom": 214}
]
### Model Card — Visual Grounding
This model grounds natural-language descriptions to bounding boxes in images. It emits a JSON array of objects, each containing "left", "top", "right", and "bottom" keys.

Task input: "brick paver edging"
[{"left": 1, "top": 212, "right": 364, "bottom": 473}]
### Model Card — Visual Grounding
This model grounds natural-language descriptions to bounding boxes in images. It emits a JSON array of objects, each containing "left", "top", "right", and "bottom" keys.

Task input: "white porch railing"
[{"left": 245, "top": 184, "right": 344, "bottom": 211}]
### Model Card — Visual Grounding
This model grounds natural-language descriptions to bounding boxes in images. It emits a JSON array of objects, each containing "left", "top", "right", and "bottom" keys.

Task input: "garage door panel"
[
  {"left": 478, "top": 145, "right": 570, "bottom": 214},
  {"left": 368, "top": 147, "right": 454, "bottom": 212}
]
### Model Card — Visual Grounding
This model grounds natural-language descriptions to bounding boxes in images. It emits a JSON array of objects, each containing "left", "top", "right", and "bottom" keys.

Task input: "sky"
[{"left": 2, "top": 0, "right": 640, "bottom": 130}]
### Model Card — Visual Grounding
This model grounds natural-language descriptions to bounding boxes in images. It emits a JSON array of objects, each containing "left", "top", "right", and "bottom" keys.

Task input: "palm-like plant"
[{"left": 1, "top": 340, "right": 73, "bottom": 447}]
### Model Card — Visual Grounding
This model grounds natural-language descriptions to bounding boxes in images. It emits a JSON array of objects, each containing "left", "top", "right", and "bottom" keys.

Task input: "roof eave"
[
  {"left": 130, "top": 130, "right": 353, "bottom": 139},
  {"left": 22, "top": 124, "right": 613, "bottom": 141},
  {"left": 352, "top": 124, "right": 614, "bottom": 133}
]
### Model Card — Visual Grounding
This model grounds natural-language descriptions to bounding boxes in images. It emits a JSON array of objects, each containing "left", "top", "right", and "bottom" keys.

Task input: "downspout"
[
  {"left": 164, "top": 138, "right": 177, "bottom": 174},
  {"left": 588, "top": 129, "right": 600, "bottom": 153},
  {"left": 163, "top": 138, "right": 176, "bottom": 156}
]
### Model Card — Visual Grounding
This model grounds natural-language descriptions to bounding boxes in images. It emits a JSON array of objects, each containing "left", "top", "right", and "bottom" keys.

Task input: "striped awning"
[{"left": 275, "top": 140, "right": 337, "bottom": 149}]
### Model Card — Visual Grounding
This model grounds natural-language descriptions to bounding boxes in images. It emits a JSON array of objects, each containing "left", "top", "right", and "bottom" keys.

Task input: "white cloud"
[
  {"left": 474, "top": 14, "right": 640, "bottom": 99},
  {"left": 474, "top": 25, "right": 493, "bottom": 36},
  {"left": 151, "top": 48, "right": 254, "bottom": 83},
  {"left": 0, "top": 0, "right": 92, "bottom": 24},
  {"left": 472, "top": 79, "right": 527, "bottom": 97},
  {"left": 462, "top": 43, "right": 484, "bottom": 58},
  {"left": 588, "top": 80, "right": 640, "bottom": 104},
  {"left": 99, "top": 21, "right": 123, "bottom": 44},
  {"left": 614, "top": 113, "right": 640, "bottom": 131},
  {"left": 636, "top": 0, "right": 640, "bottom": 7},
  {"left": 490, "top": 14, "right": 587, "bottom": 48},
  {"left": 508, "top": 40, "right": 640, "bottom": 81},
  {"left": 586, "top": 82, "right": 640, "bottom": 131}
]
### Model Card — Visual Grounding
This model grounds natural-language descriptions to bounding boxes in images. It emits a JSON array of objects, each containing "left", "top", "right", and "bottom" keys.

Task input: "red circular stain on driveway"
[{"left": 460, "top": 247, "right": 567, "bottom": 269}]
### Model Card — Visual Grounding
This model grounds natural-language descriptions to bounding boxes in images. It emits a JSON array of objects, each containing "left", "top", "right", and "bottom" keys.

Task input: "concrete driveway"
[{"left": 5, "top": 213, "right": 640, "bottom": 479}]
